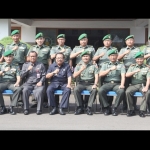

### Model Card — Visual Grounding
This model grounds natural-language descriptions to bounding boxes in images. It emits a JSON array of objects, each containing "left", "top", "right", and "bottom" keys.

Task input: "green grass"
[{"left": 0, "top": 36, "right": 31, "bottom": 49}]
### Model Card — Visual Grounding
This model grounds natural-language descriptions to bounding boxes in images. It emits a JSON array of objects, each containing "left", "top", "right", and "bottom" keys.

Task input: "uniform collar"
[
  {"left": 3, "top": 62, "right": 12, "bottom": 67},
  {"left": 103, "top": 46, "right": 112, "bottom": 50},
  {"left": 58, "top": 45, "right": 65, "bottom": 49},
  {"left": 36, "top": 44, "right": 45, "bottom": 48},
  {"left": 108, "top": 61, "right": 118, "bottom": 65},
  {"left": 79, "top": 45, "right": 88, "bottom": 48},
  {"left": 135, "top": 63, "right": 145, "bottom": 68},
  {"left": 12, "top": 41, "right": 21, "bottom": 46},
  {"left": 126, "top": 46, "right": 135, "bottom": 50},
  {"left": 79, "top": 60, "right": 92, "bottom": 66}
]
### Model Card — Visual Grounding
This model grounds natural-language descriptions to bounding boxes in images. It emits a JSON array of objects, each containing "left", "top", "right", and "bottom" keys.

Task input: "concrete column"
[
  {"left": 148, "top": 19, "right": 150, "bottom": 38},
  {"left": 0, "top": 19, "right": 11, "bottom": 40}
]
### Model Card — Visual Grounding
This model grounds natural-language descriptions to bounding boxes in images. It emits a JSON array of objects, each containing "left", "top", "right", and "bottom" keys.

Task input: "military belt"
[
  {"left": 78, "top": 81, "right": 94, "bottom": 84},
  {"left": 104, "top": 81, "right": 120, "bottom": 84}
]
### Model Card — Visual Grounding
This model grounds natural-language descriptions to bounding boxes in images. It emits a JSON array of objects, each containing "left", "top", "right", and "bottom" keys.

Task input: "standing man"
[
  {"left": 0, "top": 43, "right": 5, "bottom": 62},
  {"left": 117, "top": 35, "right": 141, "bottom": 111},
  {"left": 50, "top": 34, "right": 72, "bottom": 68},
  {"left": 125, "top": 52, "right": 150, "bottom": 117},
  {"left": 92, "top": 34, "right": 118, "bottom": 108},
  {"left": 27, "top": 32, "right": 51, "bottom": 108},
  {"left": 143, "top": 36, "right": 150, "bottom": 67},
  {"left": 20, "top": 51, "right": 46, "bottom": 115},
  {"left": 50, "top": 34, "right": 72, "bottom": 108},
  {"left": 73, "top": 50, "right": 99, "bottom": 115},
  {"left": 0, "top": 50, "right": 21, "bottom": 115},
  {"left": 46, "top": 52, "right": 72, "bottom": 115},
  {"left": 70, "top": 33, "right": 96, "bottom": 109},
  {"left": 98, "top": 49, "right": 126, "bottom": 116},
  {"left": 5, "top": 30, "right": 28, "bottom": 70}
]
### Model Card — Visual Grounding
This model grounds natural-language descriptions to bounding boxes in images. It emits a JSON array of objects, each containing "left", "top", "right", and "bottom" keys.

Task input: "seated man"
[
  {"left": 98, "top": 49, "right": 126, "bottom": 116},
  {"left": 0, "top": 50, "right": 21, "bottom": 115},
  {"left": 20, "top": 51, "right": 46, "bottom": 115},
  {"left": 73, "top": 50, "right": 98, "bottom": 115},
  {"left": 126, "top": 51, "right": 150, "bottom": 118},
  {"left": 46, "top": 52, "right": 72, "bottom": 115}
]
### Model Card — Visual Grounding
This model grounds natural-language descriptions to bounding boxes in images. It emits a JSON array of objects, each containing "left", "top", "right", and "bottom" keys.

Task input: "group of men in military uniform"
[{"left": 1, "top": 29, "right": 150, "bottom": 118}]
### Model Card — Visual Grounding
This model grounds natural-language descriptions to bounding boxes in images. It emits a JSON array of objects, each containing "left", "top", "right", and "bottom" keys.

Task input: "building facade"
[{"left": 0, "top": 19, "right": 149, "bottom": 50}]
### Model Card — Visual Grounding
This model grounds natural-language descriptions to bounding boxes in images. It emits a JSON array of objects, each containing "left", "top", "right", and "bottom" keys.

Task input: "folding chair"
[{"left": 106, "top": 91, "right": 147, "bottom": 115}]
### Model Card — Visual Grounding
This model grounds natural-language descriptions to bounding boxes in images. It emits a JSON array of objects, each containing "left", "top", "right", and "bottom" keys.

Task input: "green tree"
[{"left": 0, "top": 36, "right": 31, "bottom": 49}]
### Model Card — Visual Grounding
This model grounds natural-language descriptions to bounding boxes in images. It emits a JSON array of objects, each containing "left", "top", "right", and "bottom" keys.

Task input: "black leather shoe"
[
  {"left": 86, "top": 107, "right": 93, "bottom": 115},
  {"left": 49, "top": 107, "right": 58, "bottom": 115},
  {"left": 112, "top": 107, "right": 118, "bottom": 116},
  {"left": 127, "top": 110, "right": 136, "bottom": 117},
  {"left": 59, "top": 108, "right": 66, "bottom": 115},
  {"left": 24, "top": 109, "right": 29, "bottom": 115},
  {"left": 9, "top": 106, "right": 16, "bottom": 115},
  {"left": 74, "top": 107, "right": 84, "bottom": 115},
  {"left": 0, "top": 106, "right": 7, "bottom": 115},
  {"left": 36, "top": 110, "right": 42, "bottom": 115},
  {"left": 104, "top": 107, "right": 111, "bottom": 116},
  {"left": 139, "top": 111, "right": 145, "bottom": 118}
]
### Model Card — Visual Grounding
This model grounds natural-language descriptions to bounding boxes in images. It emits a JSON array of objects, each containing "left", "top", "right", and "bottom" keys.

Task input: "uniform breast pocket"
[
  {"left": 141, "top": 70, "right": 148, "bottom": 76},
  {"left": 88, "top": 70, "right": 94, "bottom": 76}
]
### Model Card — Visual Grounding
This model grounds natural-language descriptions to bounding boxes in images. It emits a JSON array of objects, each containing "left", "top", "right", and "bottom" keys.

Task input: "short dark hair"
[
  {"left": 55, "top": 52, "right": 65, "bottom": 59},
  {"left": 29, "top": 51, "right": 38, "bottom": 56}
]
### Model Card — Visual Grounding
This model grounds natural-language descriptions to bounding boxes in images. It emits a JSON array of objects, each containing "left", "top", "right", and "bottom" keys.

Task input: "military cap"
[
  {"left": 78, "top": 33, "right": 87, "bottom": 40},
  {"left": 11, "top": 30, "right": 19, "bottom": 36},
  {"left": 125, "top": 35, "right": 134, "bottom": 41},
  {"left": 3, "top": 50, "right": 14, "bottom": 57},
  {"left": 108, "top": 49, "right": 118, "bottom": 56},
  {"left": 134, "top": 51, "right": 144, "bottom": 59},
  {"left": 80, "top": 50, "right": 90, "bottom": 57},
  {"left": 57, "top": 34, "right": 65, "bottom": 39},
  {"left": 35, "top": 32, "right": 43, "bottom": 39},
  {"left": 102, "top": 34, "right": 112, "bottom": 41}
]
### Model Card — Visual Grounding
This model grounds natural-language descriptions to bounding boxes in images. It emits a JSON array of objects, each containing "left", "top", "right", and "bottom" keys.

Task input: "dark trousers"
[
  {"left": 123, "top": 77, "right": 137, "bottom": 108},
  {"left": 126, "top": 84, "right": 150, "bottom": 111},
  {"left": 98, "top": 83, "right": 125, "bottom": 109},
  {"left": 47, "top": 83, "right": 71, "bottom": 108},
  {"left": 22, "top": 84, "right": 45, "bottom": 111},
  {"left": 74, "top": 83, "right": 97, "bottom": 108},
  {"left": 0, "top": 82, "right": 22, "bottom": 107}
]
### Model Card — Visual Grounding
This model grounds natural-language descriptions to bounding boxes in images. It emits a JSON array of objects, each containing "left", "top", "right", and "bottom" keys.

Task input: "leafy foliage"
[{"left": 0, "top": 36, "right": 31, "bottom": 49}]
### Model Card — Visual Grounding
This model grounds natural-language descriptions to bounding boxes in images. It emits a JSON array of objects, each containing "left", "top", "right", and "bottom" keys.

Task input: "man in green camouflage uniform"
[
  {"left": 118, "top": 35, "right": 141, "bottom": 111},
  {"left": 5, "top": 30, "right": 28, "bottom": 70},
  {"left": 27, "top": 32, "right": 51, "bottom": 108},
  {"left": 0, "top": 43, "right": 5, "bottom": 62},
  {"left": 98, "top": 49, "right": 126, "bottom": 116},
  {"left": 93, "top": 34, "right": 118, "bottom": 109},
  {"left": 0, "top": 50, "right": 21, "bottom": 115},
  {"left": 50, "top": 34, "right": 72, "bottom": 108},
  {"left": 126, "top": 51, "right": 150, "bottom": 117},
  {"left": 73, "top": 50, "right": 98, "bottom": 115},
  {"left": 70, "top": 33, "right": 96, "bottom": 110},
  {"left": 143, "top": 36, "right": 150, "bottom": 67},
  {"left": 5, "top": 30, "right": 28, "bottom": 106}
]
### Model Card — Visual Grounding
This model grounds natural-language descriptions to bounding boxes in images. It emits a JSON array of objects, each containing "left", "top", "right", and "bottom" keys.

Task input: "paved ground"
[{"left": 0, "top": 95, "right": 150, "bottom": 130}]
